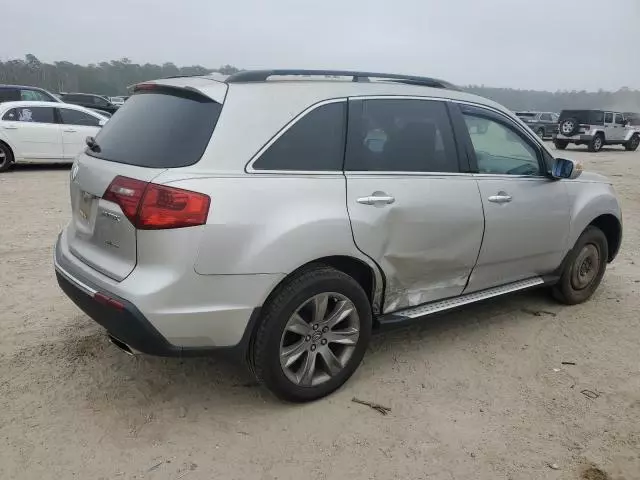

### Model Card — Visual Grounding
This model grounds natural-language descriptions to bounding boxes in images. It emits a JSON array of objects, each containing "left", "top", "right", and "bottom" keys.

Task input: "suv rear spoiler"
[{"left": 128, "top": 77, "right": 228, "bottom": 104}]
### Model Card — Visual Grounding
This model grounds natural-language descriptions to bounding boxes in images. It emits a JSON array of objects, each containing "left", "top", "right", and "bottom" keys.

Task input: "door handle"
[
  {"left": 63, "top": 129, "right": 77, "bottom": 133},
  {"left": 3, "top": 125, "right": 18, "bottom": 130},
  {"left": 357, "top": 193, "right": 396, "bottom": 205},
  {"left": 488, "top": 193, "right": 512, "bottom": 204}
]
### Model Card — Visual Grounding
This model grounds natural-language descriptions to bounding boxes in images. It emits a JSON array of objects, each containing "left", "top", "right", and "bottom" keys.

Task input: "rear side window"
[
  {"left": 0, "top": 89, "right": 20, "bottom": 102},
  {"left": 604, "top": 112, "right": 613, "bottom": 123},
  {"left": 539, "top": 113, "right": 552, "bottom": 121},
  {"left": 89, "top": 88, "right": 222, "bottom": 168},
  {"left": 253, "top": 102, "right": 346, "bottom": 171},
  {"left": 7, "top": 106, "right": 55, "bottom": 123},
  {"left": 345, "top": 98, "right": 458, "bottom": 172}
]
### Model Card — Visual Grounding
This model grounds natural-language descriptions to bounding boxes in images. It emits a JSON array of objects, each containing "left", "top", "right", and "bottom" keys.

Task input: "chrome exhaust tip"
[{"left": 107, "top": 334, "right": 137, "bottom": 356}]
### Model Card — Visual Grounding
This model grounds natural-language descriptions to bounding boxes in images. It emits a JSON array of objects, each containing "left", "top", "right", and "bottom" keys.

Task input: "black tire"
[
  {"left": 552, "top": 226, "right": 608, "bottom": 305},
  {"left": 559, "top": 118, "right": 579, "bottom": 137},
  {"left": 536, "top": 127, "right": 545, "bottom": 138},
  {"left": 588, "top": 133, "right": 604, "bottom": 152},
  {"left": 251, "top": 265, "right": 372, "bottom": 402},
  {"left": 0, "top": 142, "right": 14, "bottom": 173},
  {"left": 554, "top": 139, "right": 568, "bottom": 150},
  {"left": 625, "top": 134, "right": 640, "bottom": 151}
]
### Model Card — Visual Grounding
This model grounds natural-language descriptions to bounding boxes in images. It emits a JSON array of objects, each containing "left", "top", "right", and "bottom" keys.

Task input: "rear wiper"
[{"left": 85, "top": 136, "right": 101, "bottom": 153}]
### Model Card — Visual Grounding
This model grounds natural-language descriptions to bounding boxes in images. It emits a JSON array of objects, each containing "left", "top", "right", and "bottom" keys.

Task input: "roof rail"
[{"left": 225, "top": 69, "right": 458, "bottom": 90}]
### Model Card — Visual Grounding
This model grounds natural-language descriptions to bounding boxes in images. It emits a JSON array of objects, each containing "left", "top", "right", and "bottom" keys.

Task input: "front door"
[
  {"left": 57, "top": 107, "right": 102, "bottom": 159},
  {"left": 455, "top": 103, "right": 571, "bottom": 293},
  {"left": 345, "top": 98, "right": 484, "bottom": 313},
  {"left": 0, "top": 106, "right": 62, "bottom": 161},
  {"left": 612, "top": 113, "right": 626, "bottom": 141}
]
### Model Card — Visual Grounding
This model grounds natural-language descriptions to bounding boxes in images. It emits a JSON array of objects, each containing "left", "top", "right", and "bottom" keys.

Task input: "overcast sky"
[{"left": 2, "top": 0, "right": 639, "bottom": 91}]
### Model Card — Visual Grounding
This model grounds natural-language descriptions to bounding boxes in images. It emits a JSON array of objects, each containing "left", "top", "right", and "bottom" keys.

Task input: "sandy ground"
[{"left": 1, "top": 145, "right": 639, "bottom": 480}]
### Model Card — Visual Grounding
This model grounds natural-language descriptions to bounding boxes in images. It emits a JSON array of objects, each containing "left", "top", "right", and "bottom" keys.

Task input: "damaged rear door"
[{"left": 344, "top": 97, "right": 484, "bottom": 313}]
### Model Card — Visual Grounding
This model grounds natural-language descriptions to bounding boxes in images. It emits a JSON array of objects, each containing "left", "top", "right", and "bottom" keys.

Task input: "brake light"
[{"left": 103, "top": 175, "right": 210, "bottom": 229}]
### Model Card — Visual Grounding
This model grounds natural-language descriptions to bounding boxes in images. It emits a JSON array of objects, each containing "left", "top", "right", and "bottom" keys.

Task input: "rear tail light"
[{"left": 103, "top": 175, "right": 210, "bottom": 229}]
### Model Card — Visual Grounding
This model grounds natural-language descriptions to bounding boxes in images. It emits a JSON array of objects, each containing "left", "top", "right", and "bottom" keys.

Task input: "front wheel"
[
  {"left": 625, "top": 134, "right": 639, "bottom": 151},
  {"left": 251, "top": 266, "right": 372, "bottom": 402},
  {"left": 552, "top": 226, "right": 608, "bottom": 305},
  {"left": 554, "top": 139, "right": 568, "bottom": 150}
]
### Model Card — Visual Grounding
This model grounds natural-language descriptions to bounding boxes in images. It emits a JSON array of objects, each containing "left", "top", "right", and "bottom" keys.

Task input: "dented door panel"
[{"left": 345, "top": 174, "right": 484, "bottom": 313}]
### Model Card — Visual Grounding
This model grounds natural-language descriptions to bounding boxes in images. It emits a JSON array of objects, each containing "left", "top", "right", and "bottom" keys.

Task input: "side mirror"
[
  {"left": 552, "top": 157, "right": 582, "bottom": 179},
  {"left": 98, "top": 119, "right": 107, "bottom": 127}
]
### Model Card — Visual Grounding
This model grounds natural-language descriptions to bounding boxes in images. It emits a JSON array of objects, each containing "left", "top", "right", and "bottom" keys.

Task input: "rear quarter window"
[{"left": 89, "top": 88, "right": 222, "bottom": 168}]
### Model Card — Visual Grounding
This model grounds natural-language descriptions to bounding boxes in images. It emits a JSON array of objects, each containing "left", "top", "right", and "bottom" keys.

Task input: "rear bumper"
[
  {"left": 54, "top": 233, "right": 280, "bottom": 357},
  {"left": 554, "top": 134, "right": 593, "bottom": 142}
]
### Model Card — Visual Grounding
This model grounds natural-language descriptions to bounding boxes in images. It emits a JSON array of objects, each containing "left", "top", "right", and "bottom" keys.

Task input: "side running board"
[{"left": 377, "top": 277, "right": 545, "bottom": 326}]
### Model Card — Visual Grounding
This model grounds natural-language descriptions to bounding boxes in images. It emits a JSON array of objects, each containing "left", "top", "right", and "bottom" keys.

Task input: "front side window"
[
  {"left": 7, "top": 106, "right": 55, "bottom": 124},
  {"left": 59, "top": 108, "right": 100, "bottom": 127},
  {"left": 604, "top": 112, "right": 613, "bottom": 123},
  {"left": 92, "top": 96, "right": 109, "bottom": 107},
  {"left": 253, "top": 102, "right": 346, "bottom": 171},
  {"left": 346, "top": 98, "right": 458, "bottom": 172},
  {"left": 614, "top": 113, "right": 624, "bottom": 124},
  {"left": 463, "top": 113, "right": 541, "bottom": 176}
]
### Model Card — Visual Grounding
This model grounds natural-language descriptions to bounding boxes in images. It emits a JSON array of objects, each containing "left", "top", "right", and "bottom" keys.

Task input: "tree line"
[{"left": 2, "top": 55, "right": 639, "bottom": 113}]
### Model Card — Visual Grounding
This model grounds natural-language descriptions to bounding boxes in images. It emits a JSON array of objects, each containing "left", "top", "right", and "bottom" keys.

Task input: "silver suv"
[
  {"left": 54, "top": 70, "right": 622, "bottom": 402},
  {"left": 554, "top": 109, "right": 640, "bottom": 152}
]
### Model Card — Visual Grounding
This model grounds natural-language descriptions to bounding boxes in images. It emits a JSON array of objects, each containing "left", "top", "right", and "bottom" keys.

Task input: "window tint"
[
  {"left": 59, "top": 108, "right": 100, "bottom": 127},
  {"left": 20, "top": 89, "right": 53, "bottom": 102},
  {"left": 463, "top": 113, "right": 541, "bottom": 176},
  {"left": 345, "top": 99, "right": 458, "bottom": 172},
  {"left": 614, "top": 113, "right": 624, "bottom": 124},
  {"left": 253, "top": 102, "right": 346, "bottom": 171},
  {"left": 0, "top": 89, "right": 20, "bottom": 102},
  {"left": 7, "top": 106, "right": 55, "bottom": 124},
  {"left": 540, "top": 113, "right": 552, "bottom": 121},
  {"left": 89, "top": 88, "right": 222, "bottom": 168},
  {"left": 2, "top": 108, "right": 17, "bottom": 120},
  {"left": 604, "top": 112, "right": 613, "bottom": 123}
]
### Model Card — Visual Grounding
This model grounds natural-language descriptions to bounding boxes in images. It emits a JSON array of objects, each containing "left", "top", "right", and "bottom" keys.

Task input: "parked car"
[
  {"left": 554, "top": 109, "right": 640, "bottom": 152},
  {"left": 59, "top": 93, "right": 120, "bottom": 115},
  {"left": 515, "top": 111, "right": 559, "bottom": 138},
  {"left": 0, "top": 101, "right": 108, "bottom": 172},
  {"left": 54, "top": 70, "right": 622, "bottom": 402},
  {"left": 109, "top": 96, "right": 128, "bottom": 106},
  {"left": 0, "top": 84, "right": 61, "bottom": 104},
  {"left": 623, "top": 112, "right": 640, "bottom": 126}
]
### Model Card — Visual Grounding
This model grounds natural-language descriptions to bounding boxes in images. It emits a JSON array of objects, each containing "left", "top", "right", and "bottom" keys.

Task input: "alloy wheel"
[{"left": 279, "top": 293, "right": 360, "bottom": 387}]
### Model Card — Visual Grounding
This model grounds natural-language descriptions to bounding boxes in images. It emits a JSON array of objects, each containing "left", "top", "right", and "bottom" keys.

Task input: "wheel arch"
[
  {"left": 0, "top": 139, "right": 15, "bottom": 159},
  {"left": 588, "top": 214, "right": 622, "bottom": 262}
]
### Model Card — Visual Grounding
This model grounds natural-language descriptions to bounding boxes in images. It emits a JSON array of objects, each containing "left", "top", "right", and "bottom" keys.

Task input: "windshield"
[{"left": 88, "top": 87, "right": 222, "bottom": 168}]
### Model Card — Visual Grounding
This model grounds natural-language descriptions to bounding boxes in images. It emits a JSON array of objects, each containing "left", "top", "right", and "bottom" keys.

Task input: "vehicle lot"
[{"left": 1, "top": 145, "right": 639, "bottom": 480}]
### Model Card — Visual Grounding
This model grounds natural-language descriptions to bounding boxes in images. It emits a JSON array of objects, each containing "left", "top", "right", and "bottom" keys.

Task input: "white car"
[{"left": 0, "top": 101, "right": 108, "bottom": 172}]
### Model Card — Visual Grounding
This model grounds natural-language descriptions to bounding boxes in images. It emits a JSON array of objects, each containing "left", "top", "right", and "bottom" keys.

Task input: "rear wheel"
[
  {"left": 251, "top": 265, "right": 372, "bottom": 402},
  {"left": 552, "top": 226, "right": 608, "bottom": 305},
  {"left": 0, "top": 142, "right": 14, "bottom": 173},
  {"left": 625, "top": 134, "right": 639, "bottom": 151},
  {"left": 554, "top": 139, "right": 568, "bottom": 150},
  {"left": 588, "top": 134, "right": 604, "bottom": 152}
]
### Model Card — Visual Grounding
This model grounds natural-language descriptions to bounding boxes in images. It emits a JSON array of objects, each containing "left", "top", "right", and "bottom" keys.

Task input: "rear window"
[{"left": 89, "top": 87, "right": 222, "bottom": 168}]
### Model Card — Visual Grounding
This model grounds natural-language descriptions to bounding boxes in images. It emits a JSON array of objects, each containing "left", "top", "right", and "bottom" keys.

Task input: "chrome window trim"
[{"left": 246, "top": 98, "right": 348, "bottom": 175}]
